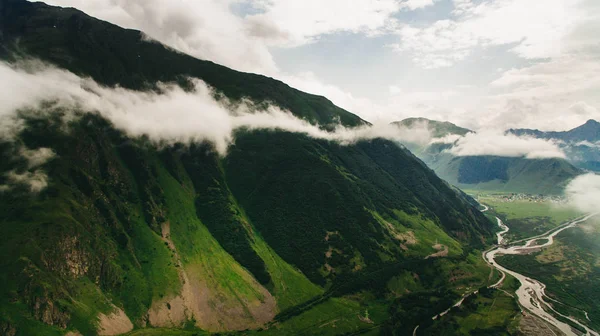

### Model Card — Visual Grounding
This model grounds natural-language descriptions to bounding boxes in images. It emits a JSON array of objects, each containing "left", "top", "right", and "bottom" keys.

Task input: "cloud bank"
[
  {"left": 565, "top": 173, "right": 600, "bottom": 214},
  {"left": 447, "top": 131, "right": 566, "bottom": 159},
  {"left": 0, "top": 61, "right": 433, "bottom": 156}
]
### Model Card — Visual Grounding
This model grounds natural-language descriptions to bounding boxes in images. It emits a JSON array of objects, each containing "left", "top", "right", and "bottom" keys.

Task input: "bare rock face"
[
  {"left": 42, "top": 235, "right": 91, "bottom": 279},
  {"left": 97, "top": 306, "right": 134, "bottom": 336},
  {"left": 31, "top": 293, "right": 70, "bottom": 328}
]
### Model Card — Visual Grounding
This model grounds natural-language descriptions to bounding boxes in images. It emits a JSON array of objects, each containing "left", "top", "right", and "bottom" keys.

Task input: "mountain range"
[
  {"left": 396, "top": 118, "right": 584, "bottom": 195},
  {"left": 510, "top": 120, "right": 600, "bottom": 171},
  {"left": 0, "top": 1, "right": 495, "bottom": 335}
]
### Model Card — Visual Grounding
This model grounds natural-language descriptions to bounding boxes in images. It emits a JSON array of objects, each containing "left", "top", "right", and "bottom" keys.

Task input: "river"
[{"left": 414, "top": 206, "right": 598, "bottom": 336}]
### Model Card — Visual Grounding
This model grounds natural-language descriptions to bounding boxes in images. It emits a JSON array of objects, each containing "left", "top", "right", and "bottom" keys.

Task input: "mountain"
[
  {"left": 510, "top": 119, "right": 600, "bottom": 143},
  {"left": 396, "top": 118, "right": 582, "bottom": 194},
  {"left": 510, "top": 120, "right": 600, "bottom": 171},
  {"left": 0, "top": 1, "right": 496, "bottom": 335},
  {"left": 428, "top": 154, "right": 581, "bottom": 194},
  {"left": 394, "top": 117, "right": 471, "bottom": 138}
]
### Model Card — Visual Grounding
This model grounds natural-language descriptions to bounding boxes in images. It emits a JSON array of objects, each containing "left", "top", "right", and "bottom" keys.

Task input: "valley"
[{"left": 410, "top": 197, "right": 599, "bottom": 336}]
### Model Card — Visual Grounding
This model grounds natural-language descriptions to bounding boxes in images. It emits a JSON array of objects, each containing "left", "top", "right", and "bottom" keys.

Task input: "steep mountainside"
[
  {"left": 510, "top": 120, "right": 600, "bottom": 171},
  {"left": 396, "top": 118, "right": 581, "bottom": 194},
  {"left": 0, "top": 1, "right": 496, "bottom": 335}
]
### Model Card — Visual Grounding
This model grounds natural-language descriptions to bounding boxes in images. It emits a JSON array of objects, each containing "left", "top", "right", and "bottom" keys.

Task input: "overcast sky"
[{"left": 43, "top": 0, "right": 600, "bottom": 131}]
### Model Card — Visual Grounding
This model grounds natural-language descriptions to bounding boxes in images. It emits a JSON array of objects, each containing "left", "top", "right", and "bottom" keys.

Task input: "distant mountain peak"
[{"left": 392, "top": 117, "right": 471, "bottom": 138}]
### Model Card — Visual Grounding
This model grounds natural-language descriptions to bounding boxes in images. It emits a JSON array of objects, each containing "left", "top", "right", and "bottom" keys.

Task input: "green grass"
[
  {"left": 425, "top": 288, "right": 520, "bottom": 335},
  {"left": 476, "top": 194, "right": 581, "bottom": 241},
  {"left": 255, "top": 297, "right": 387, "bottom": 335},
  {"left": 157, "top": 166, "right": 271, "bottom": 309},
  {"left": 65, "top": 278, "right": 115, "bottom": 335},
  {"left": 250, "top": 233, "right": 323, "bottom": 311},
  {"left": 371, "top": 209, "right": 464, "bottom": 258}
]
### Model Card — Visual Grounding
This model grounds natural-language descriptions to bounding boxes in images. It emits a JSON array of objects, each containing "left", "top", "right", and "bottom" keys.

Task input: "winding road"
[{"left": 413, "top": 205, "right": 598, "bottom": 336}]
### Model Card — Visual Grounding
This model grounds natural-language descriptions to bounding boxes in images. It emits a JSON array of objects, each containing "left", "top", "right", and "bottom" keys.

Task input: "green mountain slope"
[{"left": 0, "top": 1, "right": 496, "bottom": 335}]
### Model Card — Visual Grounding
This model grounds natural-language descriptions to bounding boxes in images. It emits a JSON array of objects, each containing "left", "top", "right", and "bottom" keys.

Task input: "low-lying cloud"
[
  {"left": 447, "top": 131, "right": 566, "bottom": 159},
  {"left": 565, "top": 173, "right": 600, "bottom": 214},
  {"left": 2, "top": 170, "right": 50, "bottom": 193},
  {"left": 0, "top": 61, "right": 432, "bottom": 156}
]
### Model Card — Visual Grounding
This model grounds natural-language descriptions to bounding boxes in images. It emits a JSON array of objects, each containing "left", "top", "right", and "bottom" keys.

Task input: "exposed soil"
[
  {"left": 97, "top": 306, "right": 133, "bottom": 336},
  {"left": 425, "top": 244, "right": 448, "bottom": 259},
  {"left": 147, "top": 222, "right": 277, "bottom": 332}
]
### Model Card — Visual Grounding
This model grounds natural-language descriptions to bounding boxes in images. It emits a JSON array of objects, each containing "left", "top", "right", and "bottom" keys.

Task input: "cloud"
[
  {"left": 430, "top": 133, "right": 463, "bottom": 144},
  {"left": 45, "top": 0, "right": 279, "bottom": 74},
  {"left": 2, "top": 170, "right": 50, "bottom": 193},
  {"left": 41, "top": 0, "right": 440, "bottom": 126},
  {"left": 31, "top": 0, "right": 600, "bottom": 133},
  {"left": 0, "top": 148, "right": 54, "bottom": 193},
  {"left": 391, "top": 0, "right": 586, "bottom": 69},
  {"left": 575, "top": 140, "right": 600, "bottom": 148},
  {"left": 448, "top": 131, "right": 566, "bottom": 159},
  {"left": 245, "top": 0, "right": 403, "bottom": 47},
  {"left": 0, "top": 61, "right": 432, "bottom": 155},
  {"left": 565, "top": 173, "right": 600, "bottom": 213},
  {"left": 19, "top": 147, "right": 56, "bottom": 168}
]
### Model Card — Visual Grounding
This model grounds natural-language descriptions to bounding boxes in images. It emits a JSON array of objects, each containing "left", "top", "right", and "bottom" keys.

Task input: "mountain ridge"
[{"left": 509, "top": 119, "right": 600, "bottom": 142}]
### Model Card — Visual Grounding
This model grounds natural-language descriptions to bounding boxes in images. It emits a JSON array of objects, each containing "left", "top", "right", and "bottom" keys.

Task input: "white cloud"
[
  {"left": 401, "top": 0, "right": 440, "bottom": 10},
  {"left": 33, "top": 0, "right": 600, "bottom": 133},
  {"left": 430, "top": 133, "right": 463, "bottom": 144},
  {"left": 0, "top": 61, "right": 432, "bottom": 157},
  {"left": 45, "top": 0, "right": 279, "bottom": 74},
  {"left": 392, "top": 0, "right": 585, "bottom": 68},
  {"left": 575, "top": 140, "right": 600, "bottom": 148},
  {"left": 3, "top": 170, "right": 50, "bottom": 193},
  {"left": 448, "top": 131, "right": 566, "bottom": 159},
  {"left": 20, "top": 147, "right": 56, "bottom": 168},
  {"left": 245, "top": 0, "right": 402, "bottom": 47},
  {"left": 565, "top": 173, "right": 600, "bottom": 213}
]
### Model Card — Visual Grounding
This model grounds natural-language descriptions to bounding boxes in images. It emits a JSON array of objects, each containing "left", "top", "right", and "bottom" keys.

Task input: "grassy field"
[
  {"left": 424, "top": 287, "right": 521, "bottom": 335},
  {"left": 469, "top": 192, "right": 582, "bottom": 241},
  {"left": 256, "top": 297, "right": 388, "bottom": 335}
]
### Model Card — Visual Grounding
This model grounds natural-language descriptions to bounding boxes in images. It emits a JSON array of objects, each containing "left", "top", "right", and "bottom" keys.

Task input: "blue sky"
[{"left": 44, "top": 0, "right": 600, "bottom": 131}]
